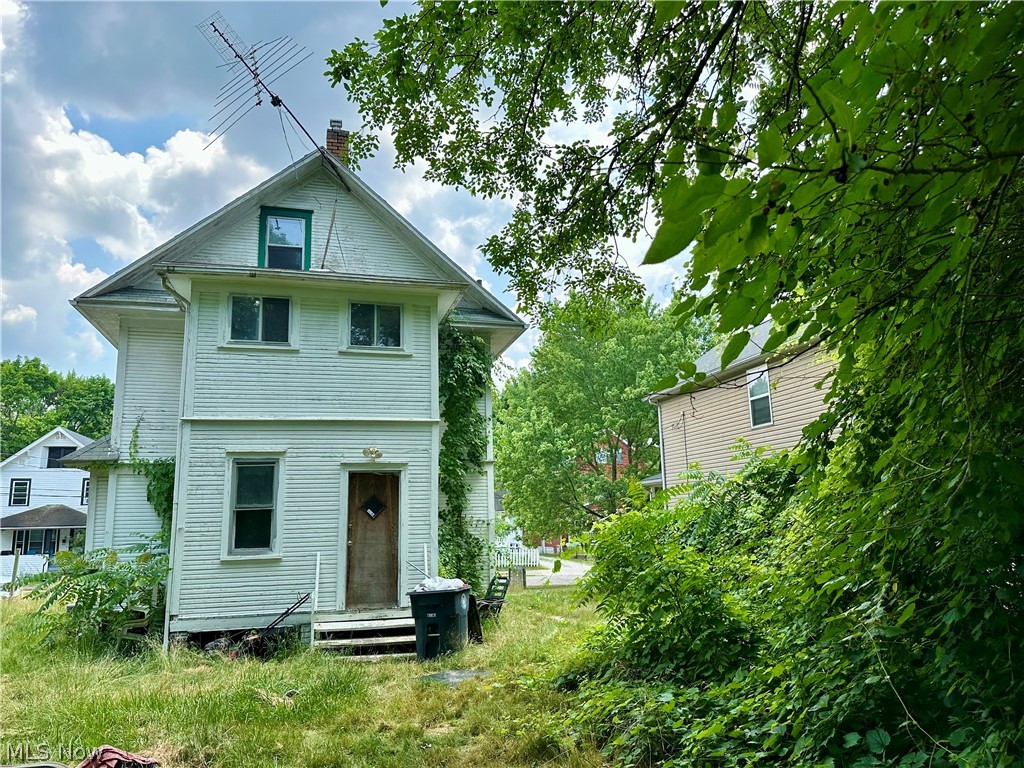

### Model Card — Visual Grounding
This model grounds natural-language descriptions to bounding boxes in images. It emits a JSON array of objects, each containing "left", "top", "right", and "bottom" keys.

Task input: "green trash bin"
[{"left": 408, "top": 586, "right": 470, "bottom": 660}]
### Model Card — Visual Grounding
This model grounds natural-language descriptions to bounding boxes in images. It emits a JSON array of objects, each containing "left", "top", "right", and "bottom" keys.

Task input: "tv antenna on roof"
[{"left": 196, "top": 11, "right": 318, "bottom": 150}]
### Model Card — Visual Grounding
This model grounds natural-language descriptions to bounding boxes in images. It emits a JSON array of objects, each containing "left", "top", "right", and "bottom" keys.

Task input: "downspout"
[{"left": 657, "top": 402, "right": 667, "bottom": 490}]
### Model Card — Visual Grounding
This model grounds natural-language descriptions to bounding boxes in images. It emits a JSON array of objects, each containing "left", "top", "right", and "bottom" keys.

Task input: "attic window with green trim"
[{"left": 259, "top": 207, "right": 312, "bottom": 270}]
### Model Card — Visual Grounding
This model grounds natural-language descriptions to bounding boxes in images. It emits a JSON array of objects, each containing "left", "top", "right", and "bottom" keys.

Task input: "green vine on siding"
[
  {"left": 437, "top": 321, "right": 491, "bottom": 591},
  {"left": 128, "top": 425, "right": 175, "bottom": 545}
]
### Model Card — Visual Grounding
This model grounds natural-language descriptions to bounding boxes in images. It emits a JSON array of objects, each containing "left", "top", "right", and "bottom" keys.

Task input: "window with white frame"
[
  {"left": 229, "top": 460, "right": 278, "bottom": 553},
  {"left": 747, "top": 365, "right": 773, "bottom": 427},
  {"left": 259, "top": 207, "right": 312, "bottom": 271},
  {"left": 8, "top": 479, "right": 30, "bottom": 506},
  {"left": 81, "top": 478, "right": 90, "bottom": 505},
  {"left": 230, "top": 296, "right": 290, "bottom": 343},
  {"left": 350, "top": 303, "right": 402, "bottom": 348}
]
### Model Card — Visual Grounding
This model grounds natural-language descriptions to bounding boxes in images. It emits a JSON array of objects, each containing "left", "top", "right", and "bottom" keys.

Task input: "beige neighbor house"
[
  {"left": 63, "top": 122, "right": 524, "bottom": 645},
  {"left": 648, "top": 322, "right": 832, "bottom": 485}
]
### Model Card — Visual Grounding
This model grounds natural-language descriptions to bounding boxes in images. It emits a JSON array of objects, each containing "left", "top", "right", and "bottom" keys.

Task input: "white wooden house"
[
  {"left": 1, "top": 427, "right": 91, "bottom": 555},
  {"left": 65, "top": 123, "right": 524, "bottom": 642}
]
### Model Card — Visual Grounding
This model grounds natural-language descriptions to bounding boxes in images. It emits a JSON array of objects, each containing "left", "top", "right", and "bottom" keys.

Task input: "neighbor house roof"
[
  {"left": 0, "top": 504, "right": 87, "bottom": 530},
  {"left": 72, "top": 150, "right": 525, "bottom": 353},
  {"left": 0, "top": 427, "right": 93, "bottom": 469},
  {"left": 648, "top": 320, "right": 818, "bottom": 403},
  {"left": 61, "top": 434, "right": 120, "bottom": 466},
  {"left": 640, "top": 473, "right": 664, "bottom": 489}
]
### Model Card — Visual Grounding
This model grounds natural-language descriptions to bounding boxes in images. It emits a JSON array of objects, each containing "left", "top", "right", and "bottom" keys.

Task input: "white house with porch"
[
  {"left": 1, "top": 427, "right": 91, "bottom": 555},
  {"left": 64, "top": 122, "right": 524, "bottom": 646}
]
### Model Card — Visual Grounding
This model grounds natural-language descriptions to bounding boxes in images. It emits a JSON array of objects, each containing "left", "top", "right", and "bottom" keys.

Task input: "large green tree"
[
  {"left": 495, "top": 295, "right": 708, "bottom": 538},
  {"left": 1, "top": 357, "right": 113, "bottom": 458},
  {"left": 332, "top": 3, "right": 1024, "bottom": 762}
]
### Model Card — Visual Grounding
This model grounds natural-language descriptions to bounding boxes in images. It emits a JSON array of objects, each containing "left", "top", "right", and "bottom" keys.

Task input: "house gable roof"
[
  {"left": 0, "top": 427, "right": 92, "bottom": 470},
  {"left": 73, "top": 151, "right": 523, "bottom": 349}
]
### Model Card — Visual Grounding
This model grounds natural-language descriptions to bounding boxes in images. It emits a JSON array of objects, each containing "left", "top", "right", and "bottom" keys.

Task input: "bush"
[
  {"left": 561, "top": 444, "right": 1024, "bottom": 767},
  {"left": 29, "top": 537, "right": 168, "bottom": 649}
]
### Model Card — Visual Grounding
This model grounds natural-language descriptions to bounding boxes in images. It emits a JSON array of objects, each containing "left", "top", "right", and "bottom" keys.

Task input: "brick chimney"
[{"left": 325, "top": 119, "right": 350, "bottom": 165}]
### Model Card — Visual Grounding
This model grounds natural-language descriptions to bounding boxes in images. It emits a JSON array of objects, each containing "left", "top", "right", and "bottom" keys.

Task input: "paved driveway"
[{"left": 526, "top": 555, "right": 592, "bottom": 588}]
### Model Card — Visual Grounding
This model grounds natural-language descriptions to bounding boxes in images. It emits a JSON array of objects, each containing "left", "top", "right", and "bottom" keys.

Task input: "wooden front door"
[{"left": 346, "top": 471, "right": 399, "bottom": 609}]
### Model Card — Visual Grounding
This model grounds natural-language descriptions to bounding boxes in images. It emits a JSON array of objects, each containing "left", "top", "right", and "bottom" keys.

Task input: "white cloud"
[
  {"left": 1, "top": 34, "right": 269, "bottom": 374},
  {"left": 0, "top": 0, "right": 27, "bottom": 62},
  {"left": 1, "top": 303, "right": 36, "bottom": 325},
  {"left": 28, "top": 110, "right": 270, "bottom": 263}
]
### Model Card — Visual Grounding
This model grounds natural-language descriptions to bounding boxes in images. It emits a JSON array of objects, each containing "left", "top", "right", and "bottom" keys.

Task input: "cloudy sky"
[{"left": 0, "top": 1, "right": 683, "bottom": 379}]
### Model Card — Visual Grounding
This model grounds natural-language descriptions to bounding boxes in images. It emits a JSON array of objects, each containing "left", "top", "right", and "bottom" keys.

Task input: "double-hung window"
[
  {"left": 747, "top": 365, "right": 773, "bottom": 427},
  {"left": 230, "top": 296, "right": 290, "bottom": 344},
  {"left": 350, "top": 303, "right": 402, "bottom": 348},
  {"left": 9, "top": 479, "right": 30, "bottom": 506},
  {"left": 259, "top": 207, "right": 312, "bottom": 271},
  {"left": 230, "top": 460, "right": 278, "bottom": 553}
]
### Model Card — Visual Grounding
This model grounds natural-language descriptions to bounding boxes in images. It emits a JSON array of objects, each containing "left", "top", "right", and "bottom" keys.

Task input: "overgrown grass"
[{"left": 0, "top": 588, "right": 605, "bottom": 768}]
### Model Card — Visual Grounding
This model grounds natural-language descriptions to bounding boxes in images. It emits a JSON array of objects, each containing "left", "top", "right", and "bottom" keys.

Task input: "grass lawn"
[{"left": 0, "top": 587, "right": 605, "bottom": 768}]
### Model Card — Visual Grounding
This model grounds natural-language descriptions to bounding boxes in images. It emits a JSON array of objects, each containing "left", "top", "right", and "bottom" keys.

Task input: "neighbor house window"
[
  {"left": 230, "top": 460, "right": 278, "bottom": 552},
  {"left": 81, "top": 478, "right": 90, "bottom": 505},
  {"left": 747, "top": 365, "right": 773, "bottom": 427},
  {"left": 47, "top": 446, "right": 75, "bottom": 468},
  {"left": 14, "top": 529, "right": 51, "bottom": 555},
  {"left": 230, "top": 296, "right": 290, "bottom": 343},
  {"left": 259, "top": 207, "right": 312, "bottom": 270},
  {"left": 8, "top": 479, "right": 30, "bottom": 506},
  {"left": 350, "top": 303, "right": 401, "bottom": 347}
]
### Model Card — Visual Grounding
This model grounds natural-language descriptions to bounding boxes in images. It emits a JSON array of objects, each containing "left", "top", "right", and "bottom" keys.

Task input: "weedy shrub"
[
  {"left": 560, "top": 437, "right": 1024, "bottom": 767},
  {"left": 29, "top": 537, "right": 168, "bottom": 649}
]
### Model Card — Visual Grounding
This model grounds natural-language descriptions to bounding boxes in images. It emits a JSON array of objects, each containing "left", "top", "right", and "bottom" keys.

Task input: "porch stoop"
[{"left": 313, "top": 613, "right": 417, "bottom": 658}]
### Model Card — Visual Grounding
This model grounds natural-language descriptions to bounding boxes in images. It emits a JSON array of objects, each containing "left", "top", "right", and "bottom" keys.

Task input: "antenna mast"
[
  {"left": 196, "top": 12, "right": 351, "bottom": 191},
  {"left": 196, "top": 12, "right": 317, "bottom": 149}
]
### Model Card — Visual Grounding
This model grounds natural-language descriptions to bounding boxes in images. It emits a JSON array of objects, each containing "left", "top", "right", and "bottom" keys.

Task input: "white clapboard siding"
[
  {"left": 108, "top": 469, "right": 163, "bottom": 549},
  {"left": 661, "top": 354, "right": 833, "bottom": 481},
  {"left": 116, "top": 321, "right": 184, "bottom": 459},
  {"left": 188, "top": 289, "right": 435, "bottom": 420},
  {"left": 85, "top": 474, "right": 107, "bottom": 551},
  {"left": 169, "top": 422, "right": 437, "bottom": 630},
  {"left": 192, "top": 169, "right": 449, "bottom": 282}
]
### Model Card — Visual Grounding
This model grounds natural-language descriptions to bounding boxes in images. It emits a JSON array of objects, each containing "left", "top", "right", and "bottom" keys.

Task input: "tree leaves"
[{"left": 646, "top": 173, "right": 726, "bottom": 264}]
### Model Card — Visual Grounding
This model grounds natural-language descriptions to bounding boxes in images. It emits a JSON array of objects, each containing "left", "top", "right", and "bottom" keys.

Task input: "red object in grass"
[{"left": 76, "top": 746, "right": 159, "bottom": 768}]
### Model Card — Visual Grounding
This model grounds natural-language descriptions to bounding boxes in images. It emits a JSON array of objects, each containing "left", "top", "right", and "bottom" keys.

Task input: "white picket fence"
[{"left": 494, "top": 546, "right": 541, "bottom": 568}]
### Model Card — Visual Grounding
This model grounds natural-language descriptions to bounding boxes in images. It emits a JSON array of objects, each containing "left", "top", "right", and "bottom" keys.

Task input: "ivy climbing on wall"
[
  {"left": 437, "top": 321, "right": 491, "bottom": 592},
  {"left": 128, "top": 426, "right": 175, "bottom": 545}
]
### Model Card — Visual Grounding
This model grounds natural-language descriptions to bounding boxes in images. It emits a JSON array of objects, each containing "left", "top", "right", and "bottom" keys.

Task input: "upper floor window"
[
  {"left": 47, "top": 446, "right": 75, "bottom": 468},
  {"left": 747, "top": 365, "right": 773, "bottom": 427},
  {"left": 81, "top": 478, "right": 90, "bottom": 505},
  {"left": 596, "top": 448, "right": 623, "bottom": 464},
  {"left": 8, "top": 479, "right": 30, "bottom": 506},
  {"left": 350, "top": 303, "right": 402, "bottom": 348},
  {"left": 259, "top": 207, "right": 312, "bottom": 271},
  {"left": 230, "top": 296, "right": 290, "bottom": 344}
]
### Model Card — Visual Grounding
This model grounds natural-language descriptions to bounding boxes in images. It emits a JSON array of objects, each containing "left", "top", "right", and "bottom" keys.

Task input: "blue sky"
[{"left": 1, "top": 1, "right": 684, "bottom": 379}]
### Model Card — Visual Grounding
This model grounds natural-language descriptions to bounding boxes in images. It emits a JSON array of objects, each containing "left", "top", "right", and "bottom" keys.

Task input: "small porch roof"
[{"left": 1, "top": 504, "right": 87, "bottom": 530}]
